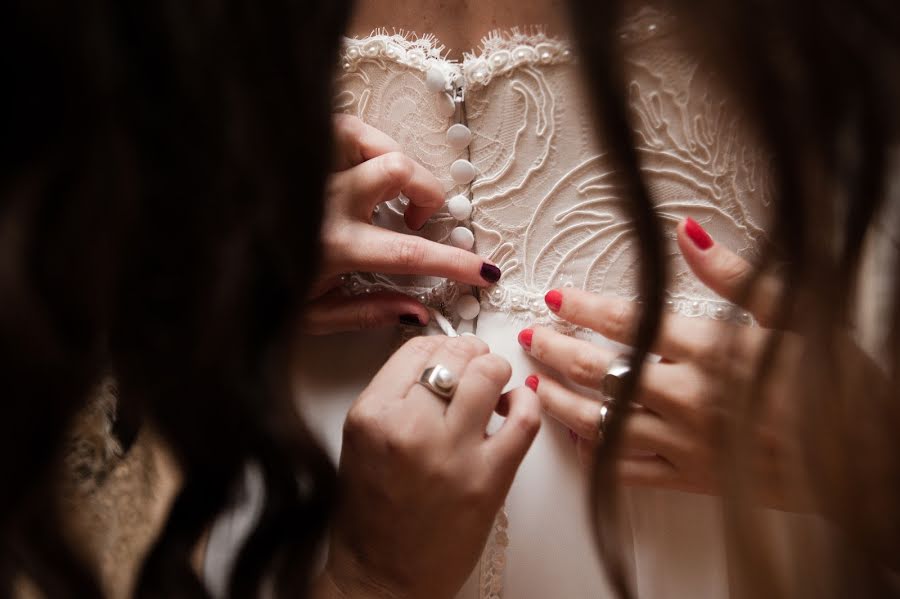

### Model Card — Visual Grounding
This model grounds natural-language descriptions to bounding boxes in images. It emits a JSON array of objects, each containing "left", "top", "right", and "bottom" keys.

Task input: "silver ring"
[
  {"left": 417, "top": 364, "right": 458, "bottom": 400},
  {"left": 597, "top": 400, "right": 614, "bottom": 442},
  {"left": 601, "top": 354, "right": 633, "bottom": 402}
]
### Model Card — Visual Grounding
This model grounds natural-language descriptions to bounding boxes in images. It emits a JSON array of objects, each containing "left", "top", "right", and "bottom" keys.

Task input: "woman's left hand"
[{"left": 519, "top": 219, "right": 805, "bottom": 508}]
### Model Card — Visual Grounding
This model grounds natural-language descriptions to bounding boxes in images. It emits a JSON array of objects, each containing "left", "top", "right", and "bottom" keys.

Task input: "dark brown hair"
[
  {"left": 1, "top": 0, "right": 351, "bottom": 597},
  {"left": 569, "top": 0, "right": 900, "bottom": 597}
]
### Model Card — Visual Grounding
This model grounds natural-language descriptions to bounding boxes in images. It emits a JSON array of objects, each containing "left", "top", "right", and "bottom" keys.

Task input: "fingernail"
[
  {"left": 568, "top": 429, "right": 578, "bottom": 443},
  {"left": 518, "top": 328, "right": 533, "bottom": 351},
  {"left": 480, "top": 263, "right": 502, "bottom": 284},
  {"left": 525, "top": 374, "right": 539, "bottom": 391},
  {"left": 399, "top": 313, "right": 425, "bottom": 327},
  {"left": 545, "top": 289, "right": 563, "bottom": 312},
  {"left": 685, "top": 218, "right": 713, "bottom": 250}
]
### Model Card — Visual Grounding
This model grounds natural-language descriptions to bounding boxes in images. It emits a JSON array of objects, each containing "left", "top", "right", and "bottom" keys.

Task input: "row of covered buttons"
[{"left": 425, "top": 66, "right": 480, "bottom": 321}]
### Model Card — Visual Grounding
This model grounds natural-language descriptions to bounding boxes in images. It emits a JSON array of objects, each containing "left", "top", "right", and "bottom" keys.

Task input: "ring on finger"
[
  {"left": 597, "top": 399, "right": 615, "bottom": 443},
  {"left": 416, "top": 364, "right": 458, "bottom": 401},
  {"left": 601, "top": 354, "right": 634, "bottom": 402}
]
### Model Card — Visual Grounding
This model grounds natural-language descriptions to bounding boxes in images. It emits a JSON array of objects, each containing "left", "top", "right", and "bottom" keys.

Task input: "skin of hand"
[
  {"left": 320, "top": 335, "right": 540, "bottom": 599},
  {"left": 303, "top": 115, "right": 502, "bottom": 335},
  {"left": 516, "top": 217, "right": 824, "bottom": 510}
]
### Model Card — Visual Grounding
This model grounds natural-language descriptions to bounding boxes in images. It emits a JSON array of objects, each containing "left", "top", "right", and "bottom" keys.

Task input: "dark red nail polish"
[
  {"left": 480, "top": 263, "right": 502, "bottom": 283},
  {"left": 685, "top": 218, "right": 713, "bottom": 250},
  {"left": 399, "top": 314, "right": 425, "bottom": 327},
  {"left": 518, "top": 328, "right": 534, "bottom": 350},
  {"left": 545, "top": 289, "right": 563, "bottom": 312},
  {"left": 525, "top": 374, "right": 539, "bottom": 391}
]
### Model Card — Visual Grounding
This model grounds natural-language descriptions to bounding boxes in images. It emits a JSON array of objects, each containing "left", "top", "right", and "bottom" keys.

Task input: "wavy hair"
[
  {"left": 569, "top": 0, "right": 900, "bottom": 597},
  {"left": 1, "top": 0, "right": 351, "bottom": 596}
]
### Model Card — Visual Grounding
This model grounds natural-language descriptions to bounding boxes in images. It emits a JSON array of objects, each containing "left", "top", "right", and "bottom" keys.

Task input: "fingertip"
[
  {"left": 681, "top": 217, "right": 714, "bottom": 251},
  {"left": 544, "top": 289, "right": 563, "bottom": 313},
  {"left": 518, "top": 328, "right": 534, "bottom": 351}
]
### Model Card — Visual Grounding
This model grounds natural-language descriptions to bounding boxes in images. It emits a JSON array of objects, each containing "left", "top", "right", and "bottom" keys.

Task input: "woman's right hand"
[
  {"left": 323, "top": 335, "right": 540, "bottom": 599},
  {"left": 303, "top": 115, "right": 502, "bottom": 335}
]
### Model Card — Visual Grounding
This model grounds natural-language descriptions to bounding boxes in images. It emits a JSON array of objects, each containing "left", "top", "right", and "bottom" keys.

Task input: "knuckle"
[
  {"left": 716, "top": 253, "right": 751, "bottom": 289},
  {"left": 321, "top": 221, "right": 350, "bottom": 257},
  {"left": 576, "top": 402, "right": 601, "bottom": 437},
  {"left": 355, "top": 303, "right": 384, "bottom": 330},
  {"left": 570, "top": 350, "right": 604, "bottom": 385},
  {"left": 470, "top": 354, "right": 512, "bottom": 385},
  {"left": 450, "top": 467, "right": 489, "bottom": 503},
  {"left": 403, "top": 335, "right": 443, "bottom": 356},
  {"left": 603, "top": 300, "right": 633, "bottom": 338},
  {"left": 333, "top": 113, "right": 364, "bottom": 142},
  {"left": 379, "top": 152, "right": 414, "bottom": 187},
  {"left": 444, "top": 336, "right": 487, "bottom": 361},
  {"left": 515, "top": 405, "right": 542, "bottom": 437},
  {"left": 389, "top": 235, "right": 427, "bottom": 271},
  {"left": 384, "top": 414, "right": 430, "bottom": 458},
  {"left": 344, "top": 403, "right": 380, "bottom": 443}
]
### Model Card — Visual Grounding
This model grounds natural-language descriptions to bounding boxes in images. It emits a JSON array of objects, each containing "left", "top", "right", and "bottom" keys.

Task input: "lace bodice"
[
  {"left": 336, "top": 9, "right": 770, "bottom": 330},
  {"left": 336, "top": 7, "right": 770, "bottom": 330}
]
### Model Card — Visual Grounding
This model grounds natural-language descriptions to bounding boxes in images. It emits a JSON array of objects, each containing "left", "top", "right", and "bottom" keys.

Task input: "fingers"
[
  {"left": 364, "top": 335, "right": 448, "bottom": 400},
  {"left": 302, "top": 292, "right": 430, "bottom": 335},
  {"left": 331, "top": 151, "right": 445, "bottom": 228},
  {"left": 618, "top": 409, "right": 687, "bottom": 459},
  {"left": 405, "top": 335, "right": 490, "bottom": 410},
  {"left": 677, "top": 218, "right": 781, "bottom": 326},
  {"left": 447, "top": 353, "right": 512, "bottom": 433},
  {"left": 484, "top": 386, "right": 541, "bottom": 482},
  {"left": 530, "top": 374, "right": 606, "bottom": 440},
  {"left": 538, "top": 291, "right": 735, "bottom": 363},
  {"left": 332, "top": 114, "right": 402, "bottom": 170},
  {"left": 525, "top": 329, "right": 704, "bottom": 417},
  {"left": 333, "top": 223, "right": 500, "bottom": 287},
  {"left": 332, "top": 115, "right": 445, "bottom": 230},
  {"left": 616, "top": 456, "right": 681, "bottom": 489},
  {"left": 524, "top": 326, "right": 617, "bottom": 388}
]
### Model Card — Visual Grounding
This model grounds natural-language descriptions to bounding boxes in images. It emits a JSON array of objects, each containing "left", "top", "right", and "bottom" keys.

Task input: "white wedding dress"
[{"left": 204, "top": 6, "right": 811, "bottom": 599}]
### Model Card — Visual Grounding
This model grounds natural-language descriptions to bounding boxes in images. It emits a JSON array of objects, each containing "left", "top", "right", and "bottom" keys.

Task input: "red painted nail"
[
  {"left": 525, "top": 374, "right": 539, "bottom": 391},
  {"left": 518, "top": 328, "right": 534, "bottom": 350},
  {"left": 684, "top": 218, "right": 713, "bottom": 250},
  {"left": 545, "top": 289, "right": 563, "bottom": 312}
]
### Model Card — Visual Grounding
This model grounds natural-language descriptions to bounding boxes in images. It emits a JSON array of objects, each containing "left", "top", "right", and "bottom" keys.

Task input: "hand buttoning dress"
[{"left": 205, "top": 6, "right": 824, "bottom": 598}]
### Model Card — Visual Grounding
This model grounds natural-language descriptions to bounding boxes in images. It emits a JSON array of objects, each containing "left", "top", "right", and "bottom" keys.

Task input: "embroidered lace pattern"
[
  {"left": 336, "top": 17, "right": 769, "bottom": 330},
  {"left": 334, "top": 9, "right": 771, "bottom": 596}
]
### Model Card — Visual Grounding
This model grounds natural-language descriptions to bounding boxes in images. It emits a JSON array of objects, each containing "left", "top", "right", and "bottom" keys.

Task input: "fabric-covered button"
[
  {"left": 450, "top": 159, "right": 476, "bottom": 184},
  {"left": 447, "top": 195, "right": 473, "bottom": 220},
  {"left": 449, "top": 226, "right": 475, "bottom": 250},
  {"left": 437, "top": 92, "right": 456, "bottom": 118},
  {"left": 446, "top": 124, "right": 472, "bottom": 149},
  {"left": 456, "top": 295, "right": 481, "bottom": 320},
  {"left": 425, "top": 67, "right": 446, "bottom": 93}
]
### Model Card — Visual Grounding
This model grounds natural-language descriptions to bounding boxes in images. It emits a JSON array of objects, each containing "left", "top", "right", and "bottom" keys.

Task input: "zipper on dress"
[{"left": 451, "top": 74, "right": 482, "bottom": 336}]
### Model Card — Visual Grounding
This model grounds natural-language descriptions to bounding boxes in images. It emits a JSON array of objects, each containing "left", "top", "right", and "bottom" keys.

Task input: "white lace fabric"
[
  {"left": 337, "top": 11, "right": 770, "bottom": 330},
  {"left": 335, "top": 10, "right": 772, "bottom": 599}
]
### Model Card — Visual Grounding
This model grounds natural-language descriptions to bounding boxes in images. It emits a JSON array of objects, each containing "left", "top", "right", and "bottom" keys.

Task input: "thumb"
[
  {"left": 677, "top": 218, "right": 780, "bottom": 326},
  {"left": 484, "top": 386, "right": 541, "bottom": 486},
  {"left": 302, "top": 291, "right": 430, "bottom": 335}
]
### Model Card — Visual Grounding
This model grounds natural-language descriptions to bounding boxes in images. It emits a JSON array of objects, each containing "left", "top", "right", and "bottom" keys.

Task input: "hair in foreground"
[
  {"left": 1, "top": 1, "right": 350, "bottom": 597},
  {"left": 568, "top": 0, "right": 900, "bottom": 597}
]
